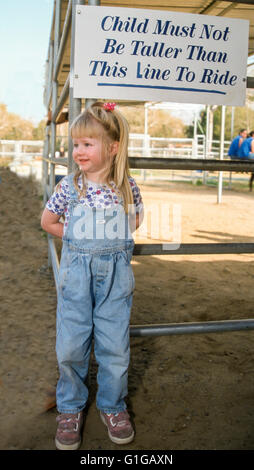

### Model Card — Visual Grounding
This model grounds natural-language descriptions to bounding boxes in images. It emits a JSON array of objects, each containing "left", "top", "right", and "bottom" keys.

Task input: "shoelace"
[
  {"left": 57, "top": 413, "right": 80, "bottom": 433},
  {"left": 108, "top": 412, "right": 129, "bottom": 428}
]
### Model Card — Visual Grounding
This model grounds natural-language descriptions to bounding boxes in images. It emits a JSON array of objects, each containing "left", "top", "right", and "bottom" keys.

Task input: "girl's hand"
[{"left": 41, "top": 208, "right": 64, "bottom": 239}]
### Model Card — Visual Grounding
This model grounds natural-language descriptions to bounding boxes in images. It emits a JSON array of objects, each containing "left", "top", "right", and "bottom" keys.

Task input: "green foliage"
[
  {"left": 201, "top": 106, "right": 254, "bottom": 140},
  {"left": 32, "top": 120, "right": 46, "bottom": 140},
  {"left": 185, "top": 94, "right": 254, "bottom": 141}
]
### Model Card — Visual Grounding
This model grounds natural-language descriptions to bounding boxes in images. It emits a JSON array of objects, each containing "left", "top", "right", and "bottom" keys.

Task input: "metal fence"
[
  {"left": 42, "top": 0, "right": 254, "bottom": 338},
  {"left": 0, "top": 139, "right": 44, "bottom": 178},
  {"left": 0, "top": 139, "right": 43, "bottom": 157}
]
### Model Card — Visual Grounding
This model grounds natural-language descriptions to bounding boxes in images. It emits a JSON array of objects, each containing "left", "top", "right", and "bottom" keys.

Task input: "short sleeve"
[
  {"left": 129, "top": 176, "right": 144, "bottom": 213},
  {"left": 45, "top": 176, "right": 69, "bottom": 216}
]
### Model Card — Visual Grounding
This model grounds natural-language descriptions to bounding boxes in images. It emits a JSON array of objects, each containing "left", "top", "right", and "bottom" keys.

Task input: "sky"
[
  {"left": 0, "top": 0, "right": 54, "bottom": 124},
  {"left": 0, "top": 0, "right": 200, "bottom": 126},
  {"left": 0, "top": 1, "right": 253, "bottom": 127},
  {"left": 0, "top": 0, "right": 202, "bottom": 126}
]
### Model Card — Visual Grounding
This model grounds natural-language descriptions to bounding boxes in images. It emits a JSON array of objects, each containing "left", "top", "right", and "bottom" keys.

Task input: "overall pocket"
[
  {"left": 118, "top": 249, "right": 135, "bottom": 295},
  {"left": 58, "top": 245, "right": 80, "bottom": 295}
]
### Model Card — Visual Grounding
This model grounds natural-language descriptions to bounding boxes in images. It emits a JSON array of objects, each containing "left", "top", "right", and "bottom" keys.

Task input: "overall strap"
[{"left": 67, "top": 172, "right": 79, "bottom": 202}]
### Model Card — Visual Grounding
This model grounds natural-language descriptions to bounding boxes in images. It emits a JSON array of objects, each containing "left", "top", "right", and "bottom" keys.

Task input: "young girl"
[{"left": 41, "top": 101, "right": 143, "bottom": 450}]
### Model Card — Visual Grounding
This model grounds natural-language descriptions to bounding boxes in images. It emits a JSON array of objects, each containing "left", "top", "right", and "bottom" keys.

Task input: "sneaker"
[
  {"left": 100, "top": 410, "right": 134, "bottom": 444},
  {"left": 55, "top": 412, "right": 83, "bottom": 450}
]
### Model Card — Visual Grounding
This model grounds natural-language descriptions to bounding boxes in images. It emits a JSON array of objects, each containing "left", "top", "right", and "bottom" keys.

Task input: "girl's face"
[{"left": 72, "top": 135, "right": 118, "bottom": 183}]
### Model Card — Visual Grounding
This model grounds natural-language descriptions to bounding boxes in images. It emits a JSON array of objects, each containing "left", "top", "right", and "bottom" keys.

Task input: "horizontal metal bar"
[
  {"left": 45, "top": 240, "right": 254, "bottom": 257},
  {"left": 130, "top": 319, "right": 254, "bottom": 337},
  {"left": 43, "top": 156, "right": 68, "bottom": 166},
  {"left": 129, "top": 157, "right": 254, "bottom": 172},
  {"left": 52, "top": 73, "right": 70, "bottom": 122},
  {"left": 53, "top": 0, "right": 72, "bottom": 82},
  {"left": 247, "top": 76, "right": 254, "bottom": 89},
  {"left": 133, "top": 243, "right": 254, "bottom": 256},
  {"left": 228, "top": 0, "right": 254, "bottom": 4},
  {"left": 47, "top": 237, "right": 254, "bottom": 337},
  {"left": 0, "top": 139, "right": 43, "bottom": 145},
  {"left": 41, "top": 157, "right": 254, "bottom": 172}
]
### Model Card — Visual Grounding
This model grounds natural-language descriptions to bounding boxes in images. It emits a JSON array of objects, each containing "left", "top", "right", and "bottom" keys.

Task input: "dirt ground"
[{"left": 1, "top": 165, "right": 254, "bottom": 450}]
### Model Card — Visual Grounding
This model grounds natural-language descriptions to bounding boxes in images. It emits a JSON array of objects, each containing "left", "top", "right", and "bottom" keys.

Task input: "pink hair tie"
[{"left": 103, "top": 102, "right": 116, "bottom": 111}]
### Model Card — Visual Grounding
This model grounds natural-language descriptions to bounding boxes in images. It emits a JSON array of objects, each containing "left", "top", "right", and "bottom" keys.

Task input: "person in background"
[
  {"left": 59, "top": 146, "right": 65, "bottom": 157},
  {"left": 237, "top": 131, "right": 254, "bottom": 160},
  {"left": 228, "top": 129, "right": 247, "bottom": 159},
  {"left": 230, "top": 130, "right": 254, "bottom": 192}
]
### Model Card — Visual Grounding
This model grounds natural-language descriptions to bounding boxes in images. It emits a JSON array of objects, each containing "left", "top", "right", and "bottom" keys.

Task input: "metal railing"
[
  {"left": 0, "top": 140, "right": 44, "bottom": 178},
  {"left": 42, "top": 0, "right": 254, "bottom": 338}
]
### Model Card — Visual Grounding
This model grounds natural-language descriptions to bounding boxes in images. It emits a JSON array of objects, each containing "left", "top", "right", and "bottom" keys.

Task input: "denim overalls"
[{"left": 56, "top": 173, "right": 135, "bottom": 414}]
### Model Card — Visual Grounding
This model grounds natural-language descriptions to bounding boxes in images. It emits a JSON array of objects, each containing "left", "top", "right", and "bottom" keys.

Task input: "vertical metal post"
[
  {"left": 205, "top": 105, "right": 210, "bottom": 159},
  {"left": 46, "top": 40, "right": 54, "bottom": 109},
  {"left": 142, "top": 103, "right": 149, "bottom": 182},
  {"left": 191, "top": 113, "right": 198, "bottom": 184},
  {"left": 217, "top": 105, "right": 226, "bottom": 204},
  {"left": 68, "top": 0, "right": 86, "bottom": 173},
  {"left": 231, "top": 107, "right": 235, "bottom": 140},
  {"left": 229, "top": 107, "right": 235, "bottom": 189},
  {"left": 203, "top": 105, "right": 210, "bottom": 184},
  {"left": 50, "top": 0, "right": 61, "bottom": 195},
  {"left": 42, "top": 39, "right": 53, "bottom": 206},
  {"left": 85, "top": 98, "right": 97, "bottom": 109},
  {"left": 85, "top": 0, "right": 101, "bottom": 106},
  {"left": 193, "top": 112, "right": 197, "bottom": 158},
  {"left": 43, "top": 125, "right": 50, "bottom": 205},
  {"left": 48, "top": 0, "right": 61, "bottom": 268}
]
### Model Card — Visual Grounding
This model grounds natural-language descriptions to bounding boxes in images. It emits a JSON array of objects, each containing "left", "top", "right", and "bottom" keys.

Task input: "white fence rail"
[
  {"left": 0, "top": 140, "right": 44, "bottom": 179},
  {"left": 0, "top": 135, "right": 234, "bottom": 183},
  {"left": 0, "top": 140, "right": 43, "bottom": 156}
]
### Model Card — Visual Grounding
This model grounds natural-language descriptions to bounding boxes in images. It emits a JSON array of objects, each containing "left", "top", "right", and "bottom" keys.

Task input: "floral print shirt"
[{"left": 46, "top": 174, "right": 143, "bottom": 234}]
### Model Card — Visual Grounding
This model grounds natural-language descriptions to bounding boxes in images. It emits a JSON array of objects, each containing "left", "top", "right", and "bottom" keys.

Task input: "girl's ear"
[{"left": 110, "top": 141, "right": 119, "bottom": 157}]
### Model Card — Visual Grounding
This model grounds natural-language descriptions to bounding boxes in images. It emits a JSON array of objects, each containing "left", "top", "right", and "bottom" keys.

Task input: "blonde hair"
[{"left": 69, "top": 101, "right": 133, "bottom": 212}]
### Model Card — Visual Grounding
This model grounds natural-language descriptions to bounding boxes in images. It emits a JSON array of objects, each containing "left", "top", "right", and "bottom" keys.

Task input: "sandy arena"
[{"left": 1, "top": 165, "right": 254, "bottom": 450}]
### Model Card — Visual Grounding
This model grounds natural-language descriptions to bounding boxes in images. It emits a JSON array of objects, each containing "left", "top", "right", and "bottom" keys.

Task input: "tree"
[
  {"left": 32, "top": 120, "right": 46, "bottom": 140},
  {"left": 119, "top": 105, "right": 185, "bottom": 137},
  {"left": 185, "top": 102, "right": 254, "bottom": 141},
  {"left": 0, "top": 102, "right": 45, "bottom": 140}
]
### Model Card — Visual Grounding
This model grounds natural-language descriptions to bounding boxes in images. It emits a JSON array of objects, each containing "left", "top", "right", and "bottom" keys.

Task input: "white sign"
[{"left": 73, "top": 6, "right": 249, "bottom": 106}]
